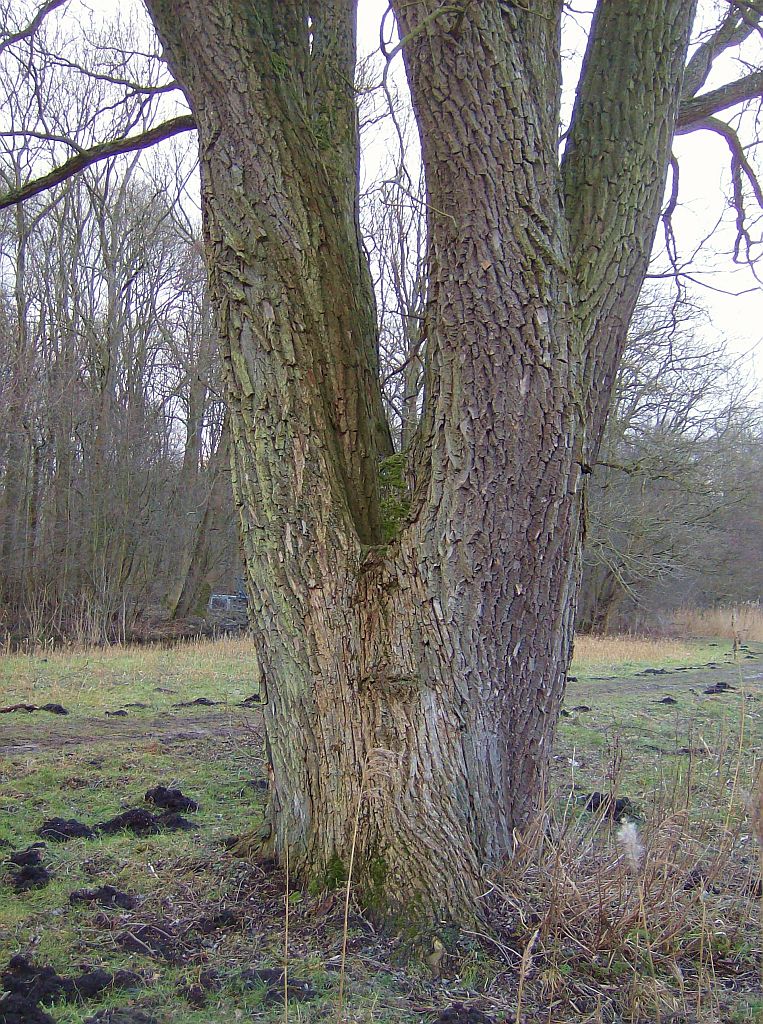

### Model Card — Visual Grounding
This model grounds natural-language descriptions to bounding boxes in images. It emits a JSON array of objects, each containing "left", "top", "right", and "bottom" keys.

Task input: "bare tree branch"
[
  {"left": 677, "top": 70, "right": 763, "bottom": 130},
  {"left": 0, "top": 0, "right": 70, "bottom": 58},
  {"left": 45, "top": 54, "right": 181, "bottom": 97},
  {"left": 682, "top": 1, "right": 763, "bottom": 100},
  {"left": 661, "top": 154, "right": 680, "bottom": 271},
  {"left": 0, "top": 115, "right": 197, "bottom": 210},
  {"left": 689, "top": 115, "right": 763, "bottom": 266}
]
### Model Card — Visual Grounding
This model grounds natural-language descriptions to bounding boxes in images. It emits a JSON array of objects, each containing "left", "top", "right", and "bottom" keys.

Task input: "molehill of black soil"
[
  {"left": 0, "top": 993, "right": 55, "bottom": 1024},
  {"left": 69, "top": 885, "right": 137, "bottom": 910},
  {"left": 433, "top": 1003, "right": 495, "bottom": 1024},
  {"left": 144, "top": 785, "right": 198, "bottom": 813},
  {"left": 176, "top": 969, "right": 220, "bottom": 1008},
  {"left": 172, "top": 697, "right": 221, "bottom": 708},
  {"left": 580, "top": 791, "right": 637, "bottom": 822},
  {"left": 37, "top": 806, "right": 195, "bottom": 844},
  {"left": 191, "top": 909, "right": 238, "bottom": 935},
  {"left": 37, "top": 818, "right": 96, "bottom": 841},
  {"left": 116, "top": 924, "right": 180, "bottom": 962},
  {"left": 8, "top": 844, "right": 45, "bottom": 867},
  {"left": 239, "top": 968, "right": 316, "bottom": 1004},
  {"left": 244, "top": 779, "right": 268, "bottom": 793},
  {"left": 95, "top": 808, "right": 194, "bottom": 836},
  {"left": 2, "top": 956, "right": 141, "bottom": 1005},
  {"left": 0, "top": 703, "right": 69, "bottom": 716},
  {"left": 704, "top": 682, "right": 736, "bottom": 694},
  {"left": 8, "top": 865, "right": 50, "bottom": 892}
]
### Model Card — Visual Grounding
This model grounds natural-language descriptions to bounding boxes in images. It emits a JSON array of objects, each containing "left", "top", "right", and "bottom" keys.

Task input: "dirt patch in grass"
[{"left": 0, "top": 709, "right": 261, "bottom": 759}]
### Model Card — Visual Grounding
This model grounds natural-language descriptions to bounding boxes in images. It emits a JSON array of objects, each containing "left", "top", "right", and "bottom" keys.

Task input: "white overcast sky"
[{"left": 53, "top": 0, "right": 763, "bottom": 389}]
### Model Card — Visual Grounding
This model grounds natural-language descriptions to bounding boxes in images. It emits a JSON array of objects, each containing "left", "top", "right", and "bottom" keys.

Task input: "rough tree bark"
[{"left": 143, "top": 0, "right": 697, "bottom": 927}]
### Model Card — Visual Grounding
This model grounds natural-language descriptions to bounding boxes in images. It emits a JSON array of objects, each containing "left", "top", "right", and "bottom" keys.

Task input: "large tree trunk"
[{"left": 145, "top": 0, "right": 697, "bottom": 927}]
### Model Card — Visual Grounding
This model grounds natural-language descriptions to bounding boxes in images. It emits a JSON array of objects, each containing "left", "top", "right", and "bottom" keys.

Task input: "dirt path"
[
  {"left": 2, "top": 643, "right": 760, "bottom": 759},
  {"left": 567, "top": 642, "right": 762, "bottom": 703},
  {"left": 0, "top": 706, "right": 262, "bottom": 758}
]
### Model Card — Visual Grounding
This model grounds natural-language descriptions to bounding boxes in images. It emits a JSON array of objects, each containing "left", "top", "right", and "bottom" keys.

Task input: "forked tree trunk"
[{"left": 145, "top": 0, "right": 697, "bottom": 926}]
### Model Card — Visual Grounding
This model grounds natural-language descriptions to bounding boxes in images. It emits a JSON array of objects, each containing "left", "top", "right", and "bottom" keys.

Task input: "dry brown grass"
[
  {"left": 672, "top": 603, "right": 763, "bottom": 642},
  {"left": 0, "top": 634, "right": 260, "bottom": 711},
  {"left": 572, "top": 634, "right": 696, "bottom": 671},
  {"left": 3, "top": 631, "right": 257, "bottom": 663},
  {"left": 488, "top": 761, "right": 761, "bottom": 1023}
]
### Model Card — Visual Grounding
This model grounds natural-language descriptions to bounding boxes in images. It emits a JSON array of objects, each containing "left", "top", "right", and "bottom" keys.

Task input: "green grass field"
[{"left": 1, "top": 636, "right": 761, "bottom": 1024}]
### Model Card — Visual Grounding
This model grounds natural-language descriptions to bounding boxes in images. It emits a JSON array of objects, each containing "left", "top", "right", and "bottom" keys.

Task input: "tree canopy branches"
[
  {"left": 0, "top": 0, "right": 761, "bottom": 281},
  {"left": 0, "top": 0, "right": 69, "bottom": 58}
]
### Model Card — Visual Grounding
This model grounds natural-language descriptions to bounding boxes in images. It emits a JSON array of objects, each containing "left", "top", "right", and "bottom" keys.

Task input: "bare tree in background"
[
  {"left": 578, "top": 290, "right": 761, "bottom": 632},
  {"left": 0, "top": 6, "right": 238, "bottom": 641}
]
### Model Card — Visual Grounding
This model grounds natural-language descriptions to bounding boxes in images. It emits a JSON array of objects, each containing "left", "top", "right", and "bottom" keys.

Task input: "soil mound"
[
  {"left": 192, "top": 909, "right": 238, "bottom": 934},
  {"left": 704, "top": 682, "right": 736, "bottom": 694},
  {"left": 176, "top": 969, "right": 220, "bottom": 1008},
  {"left": 69, "top": 886, "right": 137, "bottom": 910},
  {"left": 8, "top": 845, "right": 45, "bottom": 868},
  {"left": 116, "top": 924, "right": 179, "bottom": 962},
  {"left": 9, "top": 865, "right": 50, "bottom": 892},
  {"left": 172, "top": 697, "right": 221, "bottom": 708},
  {"left": 37, "top": 819, "right": 95, "bottom": 841},
  {"left": 2, "top": 956, "right": 140, "bottom": 1005},
  {"left": 144, "top": 786, "right": 198, "bottom": 813},
  {"left": 581, "top": 792, "right": 636, "bottom": 822},
  {"left": 239, "top": 967, "right": 316, "bottom": 1004},
  {"left": 0, "top": 993, "right": 55, "bottom": 1024},
  {"left": 95, "top": 809, "right": 158, "bottom": 836},
  {"left": 0, "top": 704, "right": 68, "bottom": 716},
  {"left": 433, "top": 1004, "right": 495, "bottom": 1024},
  {"left": 84, "top": 1012, "right": 158, "bottom": 1024},
  {"left": 95, "top": 808, "right": 194, "bottom": 836}
]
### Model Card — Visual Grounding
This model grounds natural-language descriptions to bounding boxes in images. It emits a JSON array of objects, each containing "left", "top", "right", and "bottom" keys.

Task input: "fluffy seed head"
[{"left": 617, "top": 819, "right": 644, "bottom": 872}]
